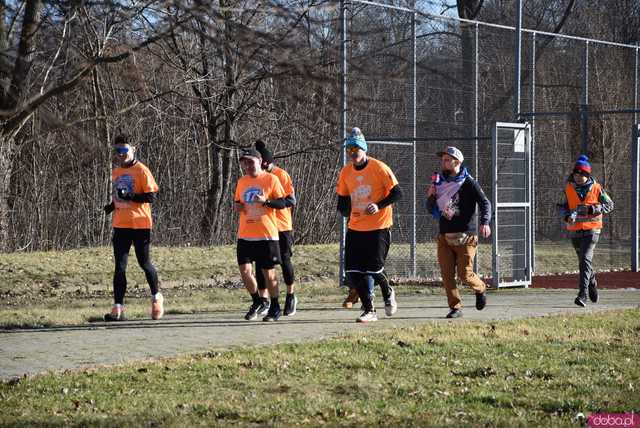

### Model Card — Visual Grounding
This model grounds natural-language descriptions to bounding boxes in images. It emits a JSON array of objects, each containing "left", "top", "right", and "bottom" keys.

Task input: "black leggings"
[
  {"left": 256, "top": 254, "right": 295, "bottom": 290},
  {"left": 112, "top": 228, "right": 159, "bottom": 304},
  {"left": 348, "top": 271, "right": 392, "bottom": 312}
]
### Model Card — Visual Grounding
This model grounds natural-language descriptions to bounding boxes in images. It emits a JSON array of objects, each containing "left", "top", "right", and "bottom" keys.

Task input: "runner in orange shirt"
[
  {"left": 336, "top": 127, "right": 402, "bottom": 323},
  {"left": 254, "top": 140, "right": 298, "bottom": 316},
  {"left": 235, "top": 148, "right": 287, "bottom": 321},
  {"left": 102, "top": 135, "right": 162, "bottom": 321}
]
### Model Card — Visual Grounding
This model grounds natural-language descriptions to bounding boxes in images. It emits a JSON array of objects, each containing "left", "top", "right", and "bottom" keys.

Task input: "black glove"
[
  {"left": 117, "top": 188, "right": 132, "bottom": 200},
  {"left": 103, "top": 202, "right": 115, "bottom": 215}
]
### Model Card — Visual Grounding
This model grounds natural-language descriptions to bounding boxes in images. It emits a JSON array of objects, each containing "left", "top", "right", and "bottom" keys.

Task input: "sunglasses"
[
  {"left": 114, "top": 147, "right": 130, "bottom": 154},
  {"left": 346, "top": 146, "right": 360, "bottom": 154}
]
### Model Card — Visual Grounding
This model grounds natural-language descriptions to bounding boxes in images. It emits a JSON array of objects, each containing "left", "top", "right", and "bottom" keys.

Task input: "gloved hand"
[
  {"left": 117, "top": 188, "right": 132, "bottom": 200},
  {"left": 103, "top": 202, "right": 115, "bottom": 215}
]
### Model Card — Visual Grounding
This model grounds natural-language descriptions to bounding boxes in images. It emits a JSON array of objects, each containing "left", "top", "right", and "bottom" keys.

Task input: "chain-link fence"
[
  {"left": 340, "top": 1, "right": 639, "bottom": 282},
  {"left": 4, "top": 1, "right": 638, "bottom": 284}
]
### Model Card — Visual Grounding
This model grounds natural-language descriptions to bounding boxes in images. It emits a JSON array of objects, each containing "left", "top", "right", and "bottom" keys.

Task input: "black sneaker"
[
  {"left": 384, "top": 287, "right": 398, "bottom": 316},
  {"left": 446, "top": 308, "right": 463, "bottom": 319},
  {"left": 588, "top": 279, "right": 599, "bottom": 303},
  {"left": 257, "top": 300, "right": 270, "bottom": 316},
  {"left": 104, "top": 306, "right": 127, "bottom": 322},
  {"left": 574, "top": 296, "right": 587, "bottom": 307},
  {"left": 475, "top": 292, "right": 487, "bottom": 310},
  {"left": 283, "top": 294, "right": 297, "bottom": 316},
  {"left": 263, "top": 305, "right": 281, "bottom": 322},
  {"left": 244, "top": 303, "right": 261, "bottom": 321},
  {"left": 104, "top": 312, "right": 127, "bottom": 322}
]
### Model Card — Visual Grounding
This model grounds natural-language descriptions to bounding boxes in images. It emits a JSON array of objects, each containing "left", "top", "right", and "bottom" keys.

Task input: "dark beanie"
[
  {"left": 255, "top": 140, "right": 274, "bottom": 164},
  {"left": 113, "top": 135, "right": 129, "bottom": 146},
  {"left": 573, "top": 154, "right": 592, "bottom": 175}
]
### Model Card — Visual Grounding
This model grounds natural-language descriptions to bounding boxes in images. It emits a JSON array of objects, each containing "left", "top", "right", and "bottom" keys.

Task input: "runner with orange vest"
[{"left": 559, "top": 155, "right": 614, "bottom": 307}]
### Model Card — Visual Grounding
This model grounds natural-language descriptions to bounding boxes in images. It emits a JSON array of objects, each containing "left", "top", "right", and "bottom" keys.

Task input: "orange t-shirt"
[
  {"left": 235, "top": 172, "right": 286, "bottom": 240},
  {"left": 336, "top": 157, "right": 399, "bottom": 231},
  {"left": 112, "top": 161, "right": 159, "bottom": 229},
  {"left": 271, "top": 166, "right": 294, "bottom": 232}
]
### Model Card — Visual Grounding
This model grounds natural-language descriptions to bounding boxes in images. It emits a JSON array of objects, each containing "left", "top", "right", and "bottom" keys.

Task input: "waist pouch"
[{"left": 444, "top": 232, "right": 472, "bottom": 246}]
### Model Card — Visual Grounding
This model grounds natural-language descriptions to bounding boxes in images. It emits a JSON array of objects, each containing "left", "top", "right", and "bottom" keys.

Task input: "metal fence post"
[
  {"left": 491, "top": 124, "right": 499, "bottom": 287},
  {"left": 633, "top": 124, "right": 640, "bottom": 272},
  {"left": 339, "top": 0, "right": 348, "bottom": 287},
  {"left": 635, "top": 47, "right": 638, "bottom": 125},
  {"left": 531, "top": 32, "right": 536, "bottom": 274},
  {"left": 581, "top": 41, "right": 590, "bottom": 154},
  {"left": 634, "top": 48, "right": 639, "bottom": 272},
  {"left": 411, "top": 9, "right": 417, "bottom": 277},
  {"left": 513, "top": 0, "right": 522, "bottom": 120},
  {"left": 474, "top": 22, "right": 479, "bottom": 273},
  {"left": 580, "top": 104, "right": 589, "bottom": 154}
]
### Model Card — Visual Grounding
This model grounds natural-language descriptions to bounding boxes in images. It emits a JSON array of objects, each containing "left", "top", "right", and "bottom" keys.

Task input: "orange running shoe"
[
  {"left": 342, "top": 288, "right": 359, "bottom": 309},
  {"left": 151, "top": 293, "right": 164, "bottom": 320}
]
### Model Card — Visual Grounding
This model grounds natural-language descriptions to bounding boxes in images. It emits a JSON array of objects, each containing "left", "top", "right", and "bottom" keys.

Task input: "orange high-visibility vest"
[{"left": 565, "top": 182, "right": 603, "bottom": 231}]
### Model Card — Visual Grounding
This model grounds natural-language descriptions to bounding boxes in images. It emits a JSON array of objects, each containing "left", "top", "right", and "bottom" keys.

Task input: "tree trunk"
[
  {"left": 91, "top": 68, "right": 111, "bottom": 244},
  {"left": 0, "top": 136, "right": 15, "bottom": 251},
  {"left": 201, "top": 142, "right": 224, "bottom": 244},
  {"left": 200, "top": 0, "right": 238, "bottom": 244}
]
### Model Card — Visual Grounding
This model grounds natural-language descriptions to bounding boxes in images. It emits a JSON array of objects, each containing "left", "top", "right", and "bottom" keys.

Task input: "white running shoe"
[{"left": 356, "top": 310, "right": 378, "bottom": 323}]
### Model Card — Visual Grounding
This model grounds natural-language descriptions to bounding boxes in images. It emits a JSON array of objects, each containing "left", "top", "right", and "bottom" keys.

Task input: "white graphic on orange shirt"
[
  {"left": 243, "top": 186, "right": 266, "bottom": 221},
  {"left": 351, "top": 181, "right": 372, "bottom": 214}
]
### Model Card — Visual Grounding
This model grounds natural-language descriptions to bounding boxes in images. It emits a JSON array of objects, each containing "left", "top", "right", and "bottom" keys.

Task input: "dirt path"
[{"left": 1, "top": 289, "right": 639, "bottom": 381}]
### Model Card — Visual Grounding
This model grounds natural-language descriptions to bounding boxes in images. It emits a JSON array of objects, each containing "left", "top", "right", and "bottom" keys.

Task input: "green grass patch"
[
  {"left": 0, "top": 244, "right": 343, "bottom": 328},
  {"left": 0, "top": 241, "right": 627, "bottom": 329},
  {"left": 1, "top": 309, "right": 638, "bottom": 426},
  {"left": 0, "top": 242, "right": 627, "bottom": 298},
  {"left": 0, "top": 244, "right": 340, "bottom": 296}
]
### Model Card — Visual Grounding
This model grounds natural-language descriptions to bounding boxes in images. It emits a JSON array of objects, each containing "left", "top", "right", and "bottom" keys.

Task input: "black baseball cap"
[{"left": 239, "top": 148, "right": 262, "bottom": 160}]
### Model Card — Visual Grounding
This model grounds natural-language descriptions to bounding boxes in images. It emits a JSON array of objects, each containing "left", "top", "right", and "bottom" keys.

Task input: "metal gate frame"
[
  {"left": 491, "top": 122, "right": 533, "bottom": 288},
  {"left": 633, "top": 123, "right": 640, "bottom": 272}
]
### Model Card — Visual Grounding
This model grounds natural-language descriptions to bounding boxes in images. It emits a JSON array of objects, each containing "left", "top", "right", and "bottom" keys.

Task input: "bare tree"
[{"left": 0, "top": 0, "right": 194, "bottom": 250}]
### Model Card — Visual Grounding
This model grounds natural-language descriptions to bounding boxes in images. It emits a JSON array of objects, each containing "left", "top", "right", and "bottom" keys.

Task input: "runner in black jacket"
[{"left": 426, "top": 146, "right": 491, "bottom": 319}]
